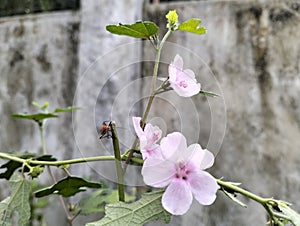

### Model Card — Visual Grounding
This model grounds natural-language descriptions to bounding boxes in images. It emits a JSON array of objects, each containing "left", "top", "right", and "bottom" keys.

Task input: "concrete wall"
[
  {"left": 0, "top": 0, "right": 299, "bottom": 225},
  {"left": 144, "top": 1, "right": 300, "bottom": 225},
  {"left": 0, "top": 11, "right": 80, "bottom": 224}
]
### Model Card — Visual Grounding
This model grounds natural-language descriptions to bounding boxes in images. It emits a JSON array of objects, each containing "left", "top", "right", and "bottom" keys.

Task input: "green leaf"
[
  {"left": 0, "top": 173, "right": 31, "bottom": 226},
  {"left": 79, "top": 188, "right": 136, "bottom": 215},
  {"left": 54, "top": 106, "right": 81, "bottom": 113},
  {"left": 106, "top": 21, "right": 158, "bottom": 39},
  {"left": 87, "top": 190, "right": 171, "bottom": 226},
  {"left": 199, "top": 90, "right": 220, "bottom": 97},
  {"left": 178, "top": 18, "right": 206, "bottom": 35},
  {"left": 35, "top": 176, "right": 102, "bottom": 198},
  {"left": 32, "top": 101, "right": 49, "bottom": 111},
  {"left": 0, "top": 154, "right": 56, "bottom": 180},
  {"left": 11, "top": 113, "right": 58, "bottom": 122},
  {"left": 278, "top": 202, "right": 300, "bottom": 226}
]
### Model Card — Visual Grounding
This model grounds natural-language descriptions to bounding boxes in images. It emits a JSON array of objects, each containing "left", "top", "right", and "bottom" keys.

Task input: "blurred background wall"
[{"left": 0, "top": 0, "right": 299, "bottom": 225}]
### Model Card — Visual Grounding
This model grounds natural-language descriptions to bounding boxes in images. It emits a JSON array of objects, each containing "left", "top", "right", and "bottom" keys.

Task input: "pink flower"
[
  {"left": 142, "top": 132, "right": 219, "bottom": 215},
  {"left": 168, "top": 54, "right": 201, "bottom": 97},
  {"left": 132, "top": 117, "right": 163, "bottom": 160}
]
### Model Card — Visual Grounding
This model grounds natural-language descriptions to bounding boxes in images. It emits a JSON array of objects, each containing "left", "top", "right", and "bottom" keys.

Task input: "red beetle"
[{"left": 99, "top": 121, "right": 111, "bottom": 139}]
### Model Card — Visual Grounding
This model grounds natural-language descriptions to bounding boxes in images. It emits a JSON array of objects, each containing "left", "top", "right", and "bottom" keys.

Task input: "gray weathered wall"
[
  {"left": 0, "top": 0, "right": 299, "bottom": 225},
  {"left": 0, "top": 11, "right": 80, "bottom": 225},
  {"left": 144, "top": 1, "right": 300, "bottom": 225}
]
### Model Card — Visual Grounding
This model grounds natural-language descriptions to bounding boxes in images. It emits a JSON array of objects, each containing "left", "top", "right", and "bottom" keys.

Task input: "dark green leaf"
[
  {"left": 199, "top": 90, "right": 220, "bottom": 97},
  {"left": 0, "top": 173, "right": 31, "bottom": 226},
  {"left": 178, "top": 18, "right": 206, "bottom": 35},
  {"left": 35, "top": 177, "right": 102, "bottom": 198},
  {"left": 106, "top": 21, "right": 158, "bottom": 39},
  {"left": 79, "top": 188, "right": 136, "bottom": 215},
  {"left": 87, "top": 190, "right": 171, "bottom": 226},
  {"left": 54, "top": 106, "right": 81, "bottom": 113},
  {"left": 11, "top": 113, "right": 58, "bottom": 122}
]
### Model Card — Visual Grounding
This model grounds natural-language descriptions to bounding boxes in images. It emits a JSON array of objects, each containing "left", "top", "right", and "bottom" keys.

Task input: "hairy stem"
[
  {"left": 217, "top": 179, "right": 268, "bottom": 204},
  {"left": 0, "top": 152, "right": 143, "bottom": 166},
  {"left": 110, "top": 121, "right": 125, "bottom": 202},
  {"left": 124, "top": 29, "right": 173, "bottom": 170},
  {"left": 38, "top": 122, "right": 47, "bottom": 155},
  {"left": 217, "top": 179, "right": 292, "bottom": 224}
]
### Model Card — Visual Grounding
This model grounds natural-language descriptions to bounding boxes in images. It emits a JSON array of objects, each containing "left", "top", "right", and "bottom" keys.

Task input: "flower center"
[
  {"left": 152, "top": 132, "right": 159, "bottom": 141},
  {"left": 175, "top": 161, "right": 190, "bottom": 181},
  {"left": 178, "top": 81, "right": 188, "bottom": 88}
]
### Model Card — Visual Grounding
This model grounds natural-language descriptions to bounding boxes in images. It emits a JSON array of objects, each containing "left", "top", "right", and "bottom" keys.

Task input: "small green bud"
[{"left": 30, "top": 165, "right": 44, "bottom": 178}]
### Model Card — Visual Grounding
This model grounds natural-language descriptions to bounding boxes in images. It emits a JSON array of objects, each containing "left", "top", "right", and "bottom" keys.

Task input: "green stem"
[
  {"left": 217, "top": 179, "right": 268, "bottom": 204},
  {"left": 0, "top": 152, "right": 142, "bottom": 166},
  {"left": 217, "top": 179, "right": 292, "bottom": 224},
  {"left": 124, "top": 29, "right": 173, "bottom": 170},
  {"left": 110, "top": 121, "right": 125, "bottom": 202},
  {"left": 38, "top": 122, "right": 47, "bottom": 155}
]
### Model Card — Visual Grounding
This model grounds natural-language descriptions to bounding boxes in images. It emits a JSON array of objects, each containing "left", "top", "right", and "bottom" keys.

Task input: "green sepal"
[
  {"left": 106, "top": 21, "right": 158, "bottom": 39},
  {"left": 199, "top": 90, "right": 219, "bottom": 97},
  {"left": 277, "top": 202, "right": 300, "bottom": 225},
  {"left": 35, "top": 176, "right": 102, "bottom": 198},
  {"left": 221, "top": 187, "right": 247, "bottom": 208},
  {"left": 178, "top": 18, "right": 206, "bottom": 35}
]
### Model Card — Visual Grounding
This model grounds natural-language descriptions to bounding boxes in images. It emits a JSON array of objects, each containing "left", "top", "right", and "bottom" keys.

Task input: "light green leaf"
[
  {"left": 35, "top": 176, "right": 102, "bottom": 198},
  {"left": 87, "top": 190, "right": 171, "bottom": 226},
  {"left": 278, "top": 202, "right": 300, "bottom": 226},
  {"left": 178, "top": 18, "right": 206, "bottom": 35},
  {"left": 106, "top": 21, "right": 158, "bottom": 39},
  {"left": 11, "top": 113, "right": 58, "bottom": 122},
  {"left": 0, "top": 173, "right": 31, "bottom": 226},
  {"left": 79, "top": 188, "right": 136, "bottom": 215},
  {"left": 54, "top": 106, "right": 81, "bottom": 113},
  {"left": 199, "top": 90, "right": 220, "bottom": 97},
  {"left": 32, "top": 101, "right": 49, "bottom": 111}
]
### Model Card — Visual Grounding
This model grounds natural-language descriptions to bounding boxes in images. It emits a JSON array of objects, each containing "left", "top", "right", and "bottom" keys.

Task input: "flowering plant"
[{"left": 0, "top": 8, "right": 299, "bottom": 226}]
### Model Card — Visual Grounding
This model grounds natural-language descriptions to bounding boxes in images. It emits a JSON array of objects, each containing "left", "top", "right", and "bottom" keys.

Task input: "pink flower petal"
[
  {"left": 183, "top": 69, "right": 196, "bottom": 79},
  {"left": 162, "top": 179, "right": 193, "bottom": 215},
  {"left": 187, "top": 144, "right": 215, "bottom": 170},
  {"left": 168, "top": 55, "right": 183, "bottom": 84},
  {"left": 144, "top": 124, "right": 162, "bottom": 145},
  {"left": 168, "top": 55, "right": 201, "bottom": 97},
  {"left": 141, "top": 144, "right": 163, "bottom": 160},
  {"left": 142, "top": 158, "right": 174, "bottom": 188},
  {"left": 189, "top": 171, "right": 219, "bottom": 205},
  {"left": 173, "top": 54, "right": 183, "bottom": 69},
  {"left": 160, "top": 132, "right": 187, "bottom": 160},
  {"left": 132, "top": 117, "right": 144, "bottom": 138}
]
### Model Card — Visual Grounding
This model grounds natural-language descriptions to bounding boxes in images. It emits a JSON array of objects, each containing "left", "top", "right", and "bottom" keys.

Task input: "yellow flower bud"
[{"left": 166, "top": 10, "right": 178, "bottom": 24}]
